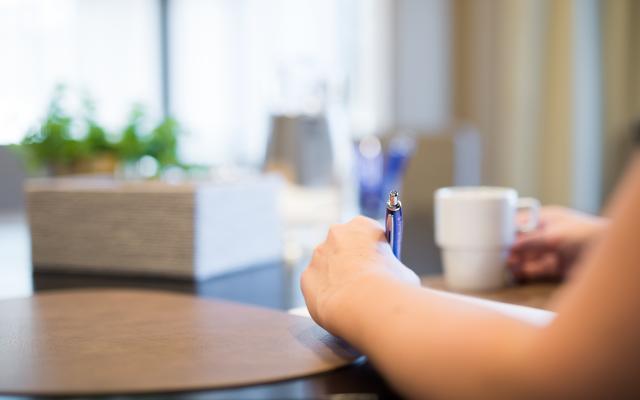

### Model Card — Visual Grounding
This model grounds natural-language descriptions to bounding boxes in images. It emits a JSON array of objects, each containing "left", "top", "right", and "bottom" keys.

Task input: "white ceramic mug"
[{"left": 434, "top": 187, "right": 540, "bottom": 291}]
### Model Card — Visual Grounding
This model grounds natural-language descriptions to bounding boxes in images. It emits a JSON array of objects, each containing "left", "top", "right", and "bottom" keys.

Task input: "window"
[
  {"left": 0, "top": 0, "right": 161, "bottom": 143},
  {"left": 169, "top": 0, "right": 366, "bottom": 166},
  {"left": 1, "top": 0, "right": 390, "bottom": 166}
]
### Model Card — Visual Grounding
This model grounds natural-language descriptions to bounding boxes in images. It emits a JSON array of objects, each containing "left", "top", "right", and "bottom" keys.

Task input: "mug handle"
[{"left": 516, "top": 197, "right": 540, "bottom": 233}]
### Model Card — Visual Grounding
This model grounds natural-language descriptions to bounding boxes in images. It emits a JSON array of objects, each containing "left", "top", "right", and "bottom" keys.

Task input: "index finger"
[{"left": 512, "top": 230, "right": 558, "bottom": 252}]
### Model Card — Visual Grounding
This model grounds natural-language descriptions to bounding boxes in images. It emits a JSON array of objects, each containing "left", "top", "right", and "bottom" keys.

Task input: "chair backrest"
[
  {"left": 0, "top": 146, "right": 26, "bottom": 212},
  {"left": 382, "top": 126, "right": 482, "bottom": 275}
]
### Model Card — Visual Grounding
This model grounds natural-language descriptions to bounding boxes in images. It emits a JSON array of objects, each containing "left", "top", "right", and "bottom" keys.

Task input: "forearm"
[{"left": 339, "top": 278, "right": 543, "bottom": 399}]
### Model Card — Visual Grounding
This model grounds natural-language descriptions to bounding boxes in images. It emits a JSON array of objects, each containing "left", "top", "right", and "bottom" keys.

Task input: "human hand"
[
  {"left": 508, "top": 206, "right": 608, "bottom": 282},
  {"left": 300, "top": 216, "right": 420, "bottom": 337}
]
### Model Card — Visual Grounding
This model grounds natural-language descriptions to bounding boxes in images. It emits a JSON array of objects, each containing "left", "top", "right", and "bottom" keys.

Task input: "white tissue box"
[{"left": 26, "top": 176, "right": 283, "bottom": 280}]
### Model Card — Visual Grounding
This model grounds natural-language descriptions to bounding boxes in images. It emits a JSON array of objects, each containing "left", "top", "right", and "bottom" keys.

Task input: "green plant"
[
  {"left": 20, "top": 85, "right": 87, "bottom": 171},
  {"left": 146, "top": 117, "right": 181, "bottom": 169},
  {"left": 117, "top": 104, "right": 147, "bottom": 163},
  {"left": 18, "top": 86, "right": 187, "bottom": 177},
  {"left": 83, "top": 98, "right": 113, "bottom": 155}
]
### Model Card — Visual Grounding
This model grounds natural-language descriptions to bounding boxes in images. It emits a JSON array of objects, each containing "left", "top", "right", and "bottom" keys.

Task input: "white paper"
[
  {"left": 289, "top": 289, "right": 555, "bottom": 327},
  {"left": 430, "top": 290, "right": 555, "bottom": 326}
]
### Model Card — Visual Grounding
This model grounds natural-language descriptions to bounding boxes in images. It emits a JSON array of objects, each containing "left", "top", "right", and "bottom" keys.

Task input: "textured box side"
[
  {"left": 27, "top": 189, "right": 195, "bottom": 278},
  {"left": 194, "top": 179, "right": 283, "bottom": 279}
]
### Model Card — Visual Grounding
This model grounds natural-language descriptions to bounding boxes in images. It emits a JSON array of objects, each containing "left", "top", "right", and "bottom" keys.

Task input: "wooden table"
[
  {"left": 1, "top": 273, "right": 560, "bottom": 400},
  {"left": 0, "top": 213, "right": 561, "bottom": 399}
]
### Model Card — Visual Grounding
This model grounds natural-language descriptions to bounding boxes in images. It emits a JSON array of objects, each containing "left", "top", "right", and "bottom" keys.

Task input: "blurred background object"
[
  {"left": 264, "top": 115, "right": 334, "bottom": 186},
  {"left": 354, "top": 134, "right": 415, "bottom": 220},
  {"left": 400, "top": 126, "right": 482, "bottom": 273},
  {"left": 0, "top": 0, "right": 639, "bottom": 289},
  {"left": 0, "top": 146, "right": 25, "bottom": 212},
  {"left": 355, "top": 136, "right": 384, "bottom": 218}
]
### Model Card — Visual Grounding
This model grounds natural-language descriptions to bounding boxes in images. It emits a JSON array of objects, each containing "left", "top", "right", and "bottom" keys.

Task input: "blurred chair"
[
  {"left": 0, "top": 146, "right": 26, "bottom": 212},
  {"left": 388, "top": 125, "right": 482, "bottom": 275}
]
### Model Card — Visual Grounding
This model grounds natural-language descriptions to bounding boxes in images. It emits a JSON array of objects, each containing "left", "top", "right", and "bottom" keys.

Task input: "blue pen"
[{"left": 385, "top": 190, "right": 403, "bottom": 259}]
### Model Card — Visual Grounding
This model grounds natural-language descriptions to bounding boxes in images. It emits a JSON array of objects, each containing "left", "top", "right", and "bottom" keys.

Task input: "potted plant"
[{"left": 18, "top": 86, "right": 187, "bottom": 178}]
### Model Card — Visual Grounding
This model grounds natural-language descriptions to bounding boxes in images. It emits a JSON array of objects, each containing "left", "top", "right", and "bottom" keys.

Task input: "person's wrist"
[
  {"left": 326, "top": 270, "right": 406, "bottom": 347},
  {"left": 594, "top": 217, "right": 609, "bottom": 235},
  {"left": 582, "top": 217, "right": 609, "bottom": 245}
]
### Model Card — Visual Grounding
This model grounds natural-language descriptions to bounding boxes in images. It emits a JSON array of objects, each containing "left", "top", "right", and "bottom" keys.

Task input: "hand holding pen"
[{"left": 301, "top": 197, "right": 419, "bottom": 340}]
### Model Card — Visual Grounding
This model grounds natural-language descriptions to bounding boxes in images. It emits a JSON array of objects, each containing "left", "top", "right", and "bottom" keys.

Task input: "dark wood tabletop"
[{"left": 0, "top": 212, "right": 560, "bottom": 399}]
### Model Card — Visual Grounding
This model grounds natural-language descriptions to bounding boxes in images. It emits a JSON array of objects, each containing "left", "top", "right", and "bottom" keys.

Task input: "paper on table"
[
  {"left": 431, "top": 290, "right": 555, "bottom": 326},
  {"left": 289, "top": 289, "right": 556, "bottom": 327}
]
